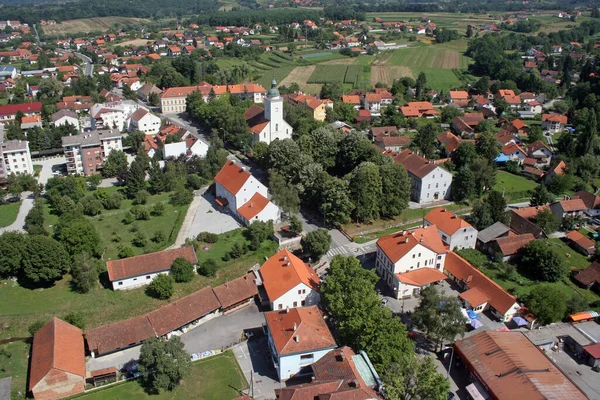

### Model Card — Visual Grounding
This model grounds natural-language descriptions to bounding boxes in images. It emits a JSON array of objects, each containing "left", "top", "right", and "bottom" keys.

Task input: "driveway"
[
  {"left": 233, "top": 336, "right": 282, "bottom": 400},
  {"left": 32, "top": 155, "right": 66, "bottom": 186},
  {"left": 0, "top": 192, "right": 34, "bottom": 233}
]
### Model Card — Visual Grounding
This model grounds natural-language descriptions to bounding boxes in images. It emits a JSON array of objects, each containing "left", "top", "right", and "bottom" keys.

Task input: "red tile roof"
[
  {"left": 494, "top": 233, "right": 535, "bottom": 256},
  {"left": 424, "top": 207, "right": 473, "bottom": 236},
  {"left": 264, "top": 306, "right": 336, "bottom": 355},
  {"left": 30, "top": 318, "right": 85, "bottom": 390},
  {"left": 212, "top": 273, "right": 258, "bottom": 309},
  {"left": 86, "top": 314, "right": 156, "bottom": 355},
  {"left": 501, "top": 142, "right": 525, "bottom": 156},
  {"left": 454, "top": 331, "right": 587, "bottom": 400},
  {"left": 377, "top": 226, "right": 447, "bottom": 264},
  {"left": 437, "top": 131, "right": 465, "bottom": 154},
  {"left": 237, "top": 192, "right": 271, "bottom": 221},
  {"left": 260, "top": 249, "right": 320, "bottom": 302},
  {"left": 574, "top": 262, "right": 600, "bottom": 287},
  {"left": 566, "top": 230, "right": 595, "bottom": 254},
  {"left": 523, "top": 166, "right": 544, "bottom": 177},
  {"left": 392, "top": 148, "right": 440, "bottom": 178},
  {"left": 400, "top": 101, "right": 437, "bottom": 117},
  {"left": 557, "top": 198, "right": 586, "bottom": 212},
  {"left": 444, "top": 252, "right": 518, "bottom": 314},
  {"left": 214, "top": 160, "right": 252, "bottom": 196},
  {"left": 511, "top": 119, "right": 526, "bottom": 130},
  {"left": 107, "top": 246, "right": 197, "bottom": 281},
  {"left": 396, "top": 268, "right": 447, "bottom": 286},
  {"left": 244, "top": 104, "right": 269, "bottom": 134},
  {"left": 573, "top": 190, "right": 600, "bottom": 210},
  {"left": 0, "top": 101, "right": 42, "bottom": 116},
  {"left": 342, "top": 95, "right": 360, "bottom": 104},
  {"left": 128, "top": 108, "right": 149, "bottom": 122},
  {"left": 514, "top": 205, "right": 549, "bottom": 220},
  {"left": 542, "top": 113, "right": 567, "bottom": 124},
  {"left": 449, "top": 90, "right": 469, "bottom": 100},
  {"left": 459, "top": 286, "right": 490, "bottom": 307}
]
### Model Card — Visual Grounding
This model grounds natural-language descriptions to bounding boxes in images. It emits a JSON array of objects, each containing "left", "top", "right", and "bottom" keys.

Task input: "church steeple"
[{"left": 267, "top": 79, "right": 280, "bottom": 98}]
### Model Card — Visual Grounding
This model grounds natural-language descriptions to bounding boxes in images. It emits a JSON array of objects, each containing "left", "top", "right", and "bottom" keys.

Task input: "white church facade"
[{"left": 244, "top": 80, "right": 293, "bottom": 145}]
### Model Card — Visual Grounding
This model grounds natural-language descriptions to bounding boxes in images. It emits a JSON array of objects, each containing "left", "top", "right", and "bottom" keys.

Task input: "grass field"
[
  {"left": 0, "top": 200, "right": 21, "bottom": 227},
  {"left": 0, "top": 229, "right": 277, "bottom": 340},
  {"left": 41, "top": 17, "right": 148, "bottom": 35},
  {"left": 493, "top": 171, "right": 538, "bottom": 195},
  {"left": 0, "top": 340, "right": 30, "bottom": 399},
  {"left": 77, "top": 350, "right": 247, "bottom": 400}
]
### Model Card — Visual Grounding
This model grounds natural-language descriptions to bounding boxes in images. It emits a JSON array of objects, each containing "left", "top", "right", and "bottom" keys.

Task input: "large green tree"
[
  {"left": 301, "top": 229, "right": 331, "bottom": 260},
  {"left": 383, "top": 357, "right": 450, "bottom": 400},
  {"left": 532, "top": 209, "right": 559, "bottom": 234},
  {"left": 0, "top": 231, "right": 27, "bottom": 277},
  {"left": 138, "top": 337, "right": 190, "bottom": 393},
  {"left": 320, "top": 176, "right": 354, "bottom": 226},
  {"left": 349, "top": 162, "right": 382, "bottom": 222},
  {"left": 519, "top": 240, "right": 567, "bottom": 282},
  {"left": 54, "top": 214, "right": 102, "bottom": 258},
  {"left": 269, "top": 171, "right": 301, "bottom": 213},
  {"left": 71, "top": 252, "right": 100, "bottom": 293},
  {"left": 379, "top": 163, "right": 410, "bottom": 218},
  {"left": 526, "top": 284, "right": 567, "bottom": 325},
  {"left": 22, "top": 236, "right": 71, "bottom": 285},
  {"left": 102, "top": 150, "right": 129, "bottom": 180},
  {"left": 530, "top": 185, "right": 554, "bottom": 206},
  {"left": 413, "top": 121, "right": 440, "bottom": 159}
]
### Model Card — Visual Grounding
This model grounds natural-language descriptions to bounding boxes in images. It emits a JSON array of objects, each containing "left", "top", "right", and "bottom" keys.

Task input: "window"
[
  {"left": 293, "top": 301, "right": 297, "bottom": 307},
  {"left": 298, "top": 289, "right": 302, "bottom": 294},
  {"left": 417, "top": 262, "right": 420, "bottom": 268},
  {"left": 437, "top": 255, "right": 442, "bottom": 260},
  {"left": 301, "top": 300, "right": 306, "bottom": 306},
  {"left": 118, "top": 282, "right": 123, "bottom": 285},
  {"left": 412, "top": 254, "right": 415, "bottom": 258},
  {"left": 133, "top": 278, "right": 137, "bottom": 281},
  {"left": 275, "top": 123, "right": 278, "bottom": 131},
  {"left": 302, "top": 289, "right": 306, "bottom": 294},
  {"left": 278, "top": 304, "right": 283, "bottom": 310},
  {"left": 436, "top": 183, "right": 438, "bottom": 188},
  {"left": 300, "top": 354, "right": 314, "bottom": 360},
  {"left": 146, "top": 276, "right": 151, "bottom": 279},
  {"left": 418, "top": 253, "right": 421, "bottom": 257},
  {"left": 428, "top": 184, "right": 430, "bottom": 189}
]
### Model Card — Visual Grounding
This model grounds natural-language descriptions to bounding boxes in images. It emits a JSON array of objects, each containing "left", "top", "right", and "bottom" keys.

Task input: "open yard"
[
  {"left": 77, "top": 350, "right": 247, "bottom": 400},
  {"left": 0, "top": 340, "right": 30, "bottom": 399},
  {"left": 41, "top": 17, "right": 148, "bottom": 35},
  {"left": 0, "top": 229, "right": 277, "bottom": 340},
  {"left": 0, "top": 200, "right": 21, "bottom": 227},
  {"left": 493, "top": 170, "right": 538, "bottom": 199}
]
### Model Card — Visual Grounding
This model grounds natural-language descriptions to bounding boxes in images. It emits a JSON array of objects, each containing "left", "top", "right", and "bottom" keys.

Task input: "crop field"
[
  {"left": 366, "top": 12, "right": 501, "bottom": 30},
  {"left": 371, "top": 66, "right": 413, "bottom": 86},
  {"left": 41, "top": 17, "right": 148, "bottom": 35},
  {"left": 308, "top": 65, "right": 345, "bottom": 84},
  {"left": 387, "top": 44, "right": 469, "bottom": 69}
]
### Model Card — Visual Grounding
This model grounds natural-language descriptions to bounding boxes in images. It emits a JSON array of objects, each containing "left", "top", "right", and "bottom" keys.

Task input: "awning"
[
  {"left": 461, "top": 308, "right": 470, "bottom": 322},
  {"left": 512, "top": 316, "right": 528, "bottom": 327},
  {"left": 467, "top": 310, "right": 479, "bottom": 320},
  {"left": 215, "top": 197, "right": 229, "bottom": 207},
  {"left": 569, "top": 311, "right": 599, "bottom": 322},
  {"left": 470, "top": 319, "right": 483, "bottom": 329}
]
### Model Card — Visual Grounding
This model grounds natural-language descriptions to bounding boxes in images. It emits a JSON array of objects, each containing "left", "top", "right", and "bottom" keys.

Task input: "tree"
[
  {"left": 383, "top": 357, "right": 450, "bottom": 400},
  {"left": 413, "top": 121, "right": 440, "bottom": 159},
  {"left": 412, "top": 286, "right": 466, "bottom": 351},
  {"left": 269, "top": 171, "right": 300, "bottom": 213},
  {"left": 349, "top": 162, "right": 382, "bottom": 222},
  {"left": 63, "top": 312, "right": 85, "bottom": 330},
  {"left": 0, "top": 231, "right": 26, "bottom": 277},
  {"left": 54, "top": 214, "right": 102, "bottom": 257},
  {"left": 320, "top": 81, "right": 343, "bottom": 100},
  {"left": 25, "top": 198, "right": 47, "bottom": 235},
  {"left": 126, "top": 159, "right": 147, "bottom": 198},
  {"left": 527, "top": 126, "right": 543, "bottom": 144},
  {"left": 148, "top": 91, "right": 160, "bottom": 106},
  {"left": 169, "top": 184, "right": 194, "bottom": 205},
  {"left": 476, "top": 131, "right": 500, "bottom": 161},
  {"left": 466, "top": 24, "right": 474, "bottom": 38},
  {"left": 415, "top": 71, "right": 427, "bottom": 99},
  {"left": 37, "top": 78, "right": 62, "bottom": 99},
  {"left": 71, "top": 252, "right": 100, "bottom": 293},
  {"left": 28, "top": 320, "right": 46, "bottom": 336},
  {"left": 530, "top": 185, "right": 554, "bottom": 206},
  {"left": 138, "top": 336, "right": 190, "bottom": 393},
  {"left": 440, "top": 106, "right": 464, "bottom": 124},
  {"left": 452, "top": 142, "right": 477, "bottom": 170},
  {"left": 526, "top": 284, "right": 567, "bottom": 325},
  {"left": 331, "top": 102, "right": 358, "bottom": 123},
  {"left": 246, "top": 220, "right": 274, "bottom": 250},
  {"left": 469, "top": 200, "right": 494, "bottom": 230},
  {"left": 379, "top": 163, "right": 410, "bottom": 218},
  {"left": 22, "top": 236, "right": 71, "bottom": 285},
  {"left": 487, "top": 190, "right": 508, "bottom": 225},
  {"left": 320, "top": 176, "right": 354, "bottom": 226},
  {"left": 103, "top": 150, "right": 129, "bottom": 179},
  {"left": 147, "top": 274, "right": 175, "bottom": 299},
  {"left": 532, "top": 209, "right": 559, "bottom": 234},
  {"left": 301, "top": 229, "right": 331, "bottom": 260},
  {"left": 520, "top": 240, "right": 567, "bottom": 282},
  {"left": 451, "top": 166, "right": 475, "bottom": 201},
  {"left": 197, "top": 259, "right": 218, "bottom": 277},
  {"left": 171, "top": 258, "right": 195, "bottom": 283},
  {"left": 289, "top": 215, "right": 303, "bottom": 236},
  {"left": 118, "top": 245, "right": 135, "bottom": 259}
]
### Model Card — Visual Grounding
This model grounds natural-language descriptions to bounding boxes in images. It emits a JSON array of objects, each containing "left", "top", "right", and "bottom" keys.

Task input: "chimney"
[
  {"left": 283, "top": 255, "right": 288, "bottom": 261},
  {"left": 286, "top": 306, "right": 289, "bottom": 313},
  {"left": 286, "top": 261, "right": 290, "bottom": 266},
  {"left": 294, "top": 335, "right": 299, "bottom": 343},
  {"left": 293, "top": 322, "right": 297, "bottom": 331},
  {"left": 404, "top": 237, "right": 409, "bottom": 243}
]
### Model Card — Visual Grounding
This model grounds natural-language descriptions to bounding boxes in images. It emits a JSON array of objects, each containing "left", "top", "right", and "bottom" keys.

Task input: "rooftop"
[
  {"left": 424, "top": 207, "right": 474, "bottom": 236},
  {"left": 212, "top": 273, "right": 258, "bottom": 309},
  {"left": 0, "top": 139, "right": 29, "bottom": 152},
  {"left": 377, "top": 225, "right": 447, "bottom": 264},
  {"left": 493, "top": 233, "right": 535, "bottom": 256},
  {"left": 214, "top": 160, "right": 253, "bottom": 197},
  {"left": 106, "top": 246, "right": 197, "bottom": 282},
  {"left": 237, "top": 192, "right": 271, "bottom": 222},
  {"left": 396, "top": 268, "right": 447, "bottom": 287},
  {"left": 260, "top": 249, "right": 320, "bottom": 302},
  {"left": 392, "top": 149, "right": 441, "bottom": 179},
  {"left": 477, "top": 221, "right": 510, "bottom": 244}
]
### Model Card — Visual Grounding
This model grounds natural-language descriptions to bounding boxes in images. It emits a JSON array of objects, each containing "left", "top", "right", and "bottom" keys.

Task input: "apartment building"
[
  {"left": 61, "top": 130, "right": 122, "bottom": 176},
  {"left": 0, "top": 140, "right": 33, "bottom": 179}
]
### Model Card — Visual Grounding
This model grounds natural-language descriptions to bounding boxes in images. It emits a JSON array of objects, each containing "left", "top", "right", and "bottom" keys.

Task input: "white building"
[
  {"left": 90, "top": 100, "right": 144, "bottom": 131},
  {"left": 61, "top": 130, "right": 122, "bottom": 176},
  {"left": 51, "top": 109, "right": 80, "bottom": 131},
  {"left": 423, "top": 208, "right": 478, "bottom": 250},
  {"left": 214, "top": 160, "right": 281, "bottom": 225},
  {"left": 363, "top": 93, "right": 382, "bottom": 116},
  {"left": 392, "top": 149, "right": 453, "bottom": 204},
  {"left": 259, "top": 249, "right": 320, "bottom": 310},
  {"left": 265, "top": 306, "right": 337, "bottom": 381},
  {"left": 375, "top": 226, "right": 448, "bottom": 299},
  {"left": 0, "top": 140, "right": 33, "bottom": 179},
  {"left": 128, "top": 108, "right": 161, "bottom": 135},
  {"left": 107, "top": 247, "right": 197, "bottom": 290},
  {"left": 245, "top": 80, "right": 293, "bottom": 145}
]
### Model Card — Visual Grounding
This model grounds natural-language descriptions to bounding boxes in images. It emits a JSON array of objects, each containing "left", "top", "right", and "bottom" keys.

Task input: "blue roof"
[
  {"left": 0, "top": 66, "right": 15, "bottom": 72},
  {"left": 495, "top": 153, "right": 509, "bottom": 163}
]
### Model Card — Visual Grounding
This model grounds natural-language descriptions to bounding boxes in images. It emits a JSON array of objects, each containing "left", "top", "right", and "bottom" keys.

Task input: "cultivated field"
[
  {"left": 371, "top": 66, "right": 413, "bottom": 86},
  {"left": 116, "top": 38, "right": 152, "bottom": 47},
  {"left": 41, "top": 17, "right": 148, "bottom": 35},
  {"left": 366, "top": 12, "right": 501, "bottom": 30},
  {"left": 278, "top": 65, "right": 323, "bottom": 93}
]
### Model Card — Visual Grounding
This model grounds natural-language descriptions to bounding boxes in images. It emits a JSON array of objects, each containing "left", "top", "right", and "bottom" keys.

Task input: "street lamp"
[{"left": 446, "top": 345, "right": 455, "bottom": 379}]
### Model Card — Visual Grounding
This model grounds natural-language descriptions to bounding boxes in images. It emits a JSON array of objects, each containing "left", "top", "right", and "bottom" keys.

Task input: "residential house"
[
  {"left": 374, "top": 135, "right": 410, "bottom": 152},
  {"left": 487, "top": 233, "right": 535, "bottom": 261},
  {"left": 264, "top": 306, "right": 337, "bottom": 381},
  {"left": 496, "top": 130, "right": 521, "bottom": 147},
  {"left": 0, "top": 101, "right": 42, "bottom": 124},
  {"left": 542, "top": 113, "right": 568, "bottom": 133},
  {"left": 550, "top": 199, "right": 587, "bottom": 224},
  {"left": 0, "top": 140, "right": 34, "bottom": 179},
  {"left": 228, "top": 83, "right": 267, "bottom": 103},
  {"left": 448, "top": 90, "right": 469, "bottom": 107},
  {"left": 375, "top": 226, "right": 449, "bottom": 299},
  {"left": 424, "top": 207, "right": 478, "bottom": 250},
  {"left": 275, "top": 346, "right": 381, "bottom": 399},
  {"left": 286, "top": 92, "right": 328, "bottom": 121},
  {"left": 341, "top": 95, "right": 361, "bottom": 110},
  {"left": 259, "top": 249, "right": 320, "bottom": 310},
  {"left": 496, "top": 89, "right": 521, "bottom": 110},
  {"left": 128, "top": 108, "right": 161, "bottom": 135},
  {"left": 544, "top": 160, "right": 566, "bottom": 185},
  {"left": 573, "top": 262, "right": 600, "bottom": 292},
  {"left": 107, "top": 246, "right": 197, "bottom": 290},
  {"left": 509, "top": 207, "right": 549, "bottom": 239},
  {"left": 522, "top": 100, "right": 543, "bottom": 115},
  {"left": 245, "top": 81, "right": 293, "bottom": 145},
  {"left": 29, "top": 318, "right": 86, "bottom": 400},
  {"left": 212, "top": 273, "right": 258, "bottom": 314},
  {"left": 214, "top": 160, "right": 281, "bottom": 225},
  {"left": 137, "top": 82, "right": 162, "bottom": 101},
  {"left": 527, "top": 140, "right": 553, "bottom": 166},
  {"left": 400, "top": 101, "right": 438, "bottom": 118},
  {"left": 51, "top": 109, "right": 79, "bottom": 130},
  {"left": 363, "top": 93, "right": 382, "bottom": 115},
  {"left": 500, "top": 142, "right": 527, "bottom": 163},
  {"left": 451, "top": 113, "right": 484, "bottom": 137},
  {"left": 61, "top": 130, "right": 122, "bottom": 176},
  {"left": 573, "top": 190, "right": 600, "bottom": 216},
  {"left": 444, "top": 252, "right": 521, "bottom": 321},
  {"left": 476, "top": 221, "right": 510, "bottom": 252},
  {"left": 375, "top": 88, "right": 393, "bottom": 106},
  {"left": 436, "top": 131, "right": 471, "bottom": 157},
  {"left": 392, "top": 149, "right": 452, "bottom": 204},
  {"left": 566, "top": 230, "right": 596, "bottom": 256},
  {"left": 454, "top": 331, "right": 587, "bottom": 399}
]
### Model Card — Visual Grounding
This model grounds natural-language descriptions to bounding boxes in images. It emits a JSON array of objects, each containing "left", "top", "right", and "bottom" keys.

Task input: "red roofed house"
[
  {"left": 488, "top": 233, "right": 535, "bottom": 262},
  {"left": 451, "top": 113, "right": 485, "bottom": 136},
  {"left": 259, "top": 249, "right": 320, "bottom": 310},
  {"left": 341, "top": 94, "right": 361, "bottom": 110},
  {"left": 448, "top": 90, "right": 469, "bottom": 106},
  {"left": 214, "top": 160, "right": 280, "bottom": 225},
  {"left": 550, "top": 198, "right": 587, "bottom": 224},
  {"left": 392, "top": 149, "right": 453, "bottom": 204},
  {"left": 29, "top": 318, "right": 86, "bottom": 400},
  {"left": 542, "top": 113, "right": 568, "bottom": 133},
  {"left": 400, "top": 101, "right": 438, "bottom": 118},
  {"left": 363, "top": 92, "right": 382, "bottom": 115},
  {"left": 107, "top": 246, "right": 197, "bottom": 290},
  {"left": 566, "top": 230, "right": 596, "bottom": 256},
  {"left": 544, "top": 160, "right": 566, "bottom": 185},
  {"left": 424, "top": 207, "right": 478, "bottom": 250},
  {"left": 264, "top": 306, "right": 337, "bottom": 380},
  {"left": 0, "top": 101, "right": 42, "bottom": 124},
  {"left": 376, "top": 226, "right": 449, "bottom": 299},
  {"left": 128, "top": 108, "right": 161, "bottom": 134},
  {"left": 501, "top": 142, "right": 527, "bottom": 163}
]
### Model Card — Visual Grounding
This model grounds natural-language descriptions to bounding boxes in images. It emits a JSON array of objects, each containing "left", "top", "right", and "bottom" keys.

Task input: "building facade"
[
  {"left": 424, "top": 208, "right": 478, "bottom": 250},
  {"left": 61, "top": 130, "right": 122, "bottom": 176},
  {"left": 0, "top": 140, "right": 33, "bottom": 179}
]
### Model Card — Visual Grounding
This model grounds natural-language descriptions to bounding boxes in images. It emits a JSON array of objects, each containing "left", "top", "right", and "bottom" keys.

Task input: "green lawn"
[
  {"left": 0, "top": 228, "right": 278, "bottom": 340},
  {"left": 493, "top": 171, "right": 538, "bottom": 196},
  {"left": 548, "top": 238, "right": 592, "bottom": 270},
  {"left": 0, "top": 200, "right": 21, "bottom": 227},
  {"left": 0, "top": 340, "right": 30, "bottom": 399},
  {"left": 256, "top": 65, "right": 295, "bottom": 88},
  {"left": 75, "top": 351, "right": 247, "bottom": 400}
]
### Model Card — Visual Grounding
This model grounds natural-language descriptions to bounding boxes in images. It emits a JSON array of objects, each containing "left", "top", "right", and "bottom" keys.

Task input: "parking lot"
[{"left": 233, "top": 336, "right": 282, "bottom": 400}]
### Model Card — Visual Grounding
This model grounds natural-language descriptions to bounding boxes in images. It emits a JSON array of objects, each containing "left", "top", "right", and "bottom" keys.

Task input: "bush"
[
  {"left": 63, "top": 312, "right": 85, "bottom": 329},
  {"left": 197, "top": 259, "right": 218, "bottom": 277},
  {"left": 118, "top": 245, "right": 135, "bottom": 259},
  {"left": 186, "top": 174, "right": 205, "bottom": 190},
  {"left": 519, "top": 240, "right": 568, "bottom": 282},
  {"left": 151, "top": 202, "right": 165, "bottom": 216},
  {"left": 301, "top": 229, "right": 332, "bottom": 260},
  {"left": 170, "top": 185, "right": 194, "bottom": 205},
  {"left": 152, "top": 231, "right": 166, "bottom": 243},
  {"left": 171, "top": 258, "right": 195, "bottom": 283},
  {"left": 132, "top": 231, "right": 148, "bottom": 247},
  {"left": 104, "top": 192, "right": 124, "bottom": 210},
  {"left": 229, "top": 242, "right": 248, "bottom": 259},
  {"left": 289, "top": 215, "right": 303, "bottom": 236},
  {"left": 28, "top": 320, "right": 46, "bottom": 336},
  {"left": 131, "top": 205, "right": 150, "bottom": 220},
  {"left": 147, "top": 274, "right": 174, "bottom": 299},
  {"left": 197, "top": 232, "right": 218, "bottom": 243},
  {"left": 133, "top": 190, "right": 149, "bottom": 205},
  {"left": 122, "top": 212, "right": 135, "bottom": 225},
  {"left": 246, "top": 220, "right": 274, "bottom": 250}
]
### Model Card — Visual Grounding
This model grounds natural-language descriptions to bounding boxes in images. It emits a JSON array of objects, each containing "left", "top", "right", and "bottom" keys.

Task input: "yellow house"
[{"left": 286, "top": 93, "right": 330, "bottom": 122}]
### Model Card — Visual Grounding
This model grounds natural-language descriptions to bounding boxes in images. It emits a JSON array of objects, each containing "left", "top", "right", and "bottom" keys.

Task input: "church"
[{"left": 245, "top": 80, "right": 294, "bottom": 144}]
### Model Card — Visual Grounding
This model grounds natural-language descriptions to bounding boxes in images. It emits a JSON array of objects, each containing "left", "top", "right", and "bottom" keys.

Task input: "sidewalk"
[
  {"left": 172, "top": 189, "right": 204, "bottom": 247},
  {"left": 0, "top": 192, "right": 33, "bottom": 234}
]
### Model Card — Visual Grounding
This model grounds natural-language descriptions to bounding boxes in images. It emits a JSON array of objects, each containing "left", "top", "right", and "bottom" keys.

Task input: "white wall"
[
  {"left": 190, "top": 139, "right": 209, "bottom": 158},
  {"left": 101, "top": 138, "right": 122, "bottom": 157},
  {"left": 112, "top": 270, "right": 169, "bottom": 290},
  {"left": 270, "top": 282, "right": 320, "bottom": 311},
  {"left": 163, "top": 141, "right": 187, "bottom": 159},
  {"left": 423, "top": 222, "right": 477, "bottom": 250},
  {"left": 235, "top": 176, "right": 268, "bottom": 211},
  {"left": 131, "top": 113, "right": 161, "bottom": 134},
  {"left": 55, "top": 116, "right": 80, "bottom": 130},
  {"left": 246, "top": 201, "right": 280, "bottom": 225},
  {"left": 1, "top": 146, "right": 33, "bottom": 178},
  {"left": 416, "top": 167, "right": 452, "bottom": 204},
  {"left": 277, "top": 347, "right": 334, "bottom": 380},
  {"left": 215, "top": 181, "right": 239, "bottom": 212}
]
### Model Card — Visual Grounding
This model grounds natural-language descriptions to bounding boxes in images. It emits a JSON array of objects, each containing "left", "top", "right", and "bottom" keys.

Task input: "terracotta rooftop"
[
  {"left": 573, "top": 190, "right": 600, "bottom": 210},
  {"left": 107, "top": 246, "right": 197, "bottom": 282},
  {"left": 214, "top": 160, "right": 253, "bottom": 196},
  {"left": 30, "top": 318, "right": 86, "bottom": 390},
  {"left": 459, "top": 286, "right": 490, "bottom": 307},
  {"left": 377, "top": 225, "right": 447, "bottom": 264},
  {"left": 574, "top": 262, "right": 600, "bottom": 287},
  {"left": 212, "top": 273, "right": 258, "bottom": 309},
  {"left": 260, "top": 249, "right": 320, "bottom": 302},
  {"left": 542, "top": 113, "right": 568, "bottom": 124},
  {"left": 454, "top": 331, "right": 587, "bottom": 399},
  {"left": 85, "top": 314, "right": 156, "bottom": 355},
  {"left": 392, "top": 148, "right": 440, "bottom": 179},
  {"left": 556, "top": 198, "right": 586, "bottom": 212},
  {"left": 237, "top": 192, "right": 270, "bottom": 221},
  {"left": 342, "top": 95, "right": 360, "bottom": 104},
  {"left": 513, "top": 205, "right": 549, "bottom": 220},
  {"left": 424, "top": 207, "right": 473, "bottom": 236},
  {"left": 264, "top": 306, "right": 336, "bottom": 355},
  {"left": 566, "top": 230, "right": 595, "bottom": 254},
  {"left": 396, "top": 268, "right": 447, "bottom": 287},
  {"left": 494, "top": 233, "right": 535, "bottom": 256}
]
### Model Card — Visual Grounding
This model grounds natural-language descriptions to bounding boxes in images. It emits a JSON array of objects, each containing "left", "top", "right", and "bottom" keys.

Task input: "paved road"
[
  {"left": 0, "top": 193, "right": 33, "bottom": 233},
  {"left": 32, "top": 156, "right": 66, "bottom": 186},
  {"left": 74, "top": 52, "right": 93, "bottom": 76},
  {"left": 233, "top": 338, "right": 281, "bottom": 400}
]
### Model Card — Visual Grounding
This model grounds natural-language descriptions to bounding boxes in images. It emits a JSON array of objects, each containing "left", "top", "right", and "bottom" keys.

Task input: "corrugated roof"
[{"left": 477, "top": 221, "right": 510, "bottom": 244}]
